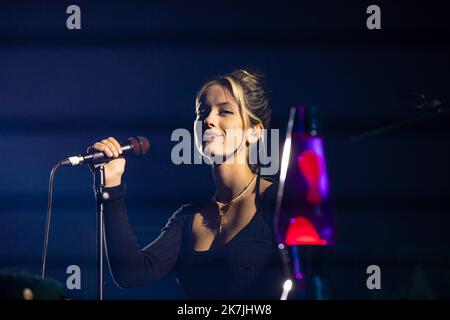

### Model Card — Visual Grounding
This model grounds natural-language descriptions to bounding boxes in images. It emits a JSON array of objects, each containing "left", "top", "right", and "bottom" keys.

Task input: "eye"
[
  {"left": 219, "top": 109, "right": 233, "bottom": 115},
  {"left": 196, "top": 107, "right": 209, "bottom": 118}
]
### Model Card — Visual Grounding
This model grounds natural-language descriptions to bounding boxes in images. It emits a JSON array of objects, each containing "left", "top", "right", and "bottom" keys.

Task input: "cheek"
[
  {"left": 219, "top": 117, "right": 246, "bottom": 145},
  {"left": 224, "top": 127, "right": 246, "bottom": 149},
  {"left": 221, "top": 117, "right": 244, "bottom": 133}
]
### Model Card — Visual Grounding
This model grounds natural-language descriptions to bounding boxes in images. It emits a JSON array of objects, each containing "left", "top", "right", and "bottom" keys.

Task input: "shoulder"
[
  {"left": 164, "top": 202, "right": 194, "bottom": 224},
  {"left": 172, "top": 202, "right": 196, "bottom": 218},
  {"left": 169, "top": 201, "right": 204, "bottom": 223}
]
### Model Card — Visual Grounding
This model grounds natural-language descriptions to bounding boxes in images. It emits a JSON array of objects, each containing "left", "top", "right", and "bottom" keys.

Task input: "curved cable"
[{"left": 40, "top": 162, "right": 61, "bottom": 278}]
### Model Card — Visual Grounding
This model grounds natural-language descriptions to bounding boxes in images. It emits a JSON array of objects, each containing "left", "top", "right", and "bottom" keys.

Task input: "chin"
[
  {"left": 202, "top": 143, "right": 227, "bottom": 160},
  {"left": 202, "top": 145, "right": 222, "bottom": 157}
]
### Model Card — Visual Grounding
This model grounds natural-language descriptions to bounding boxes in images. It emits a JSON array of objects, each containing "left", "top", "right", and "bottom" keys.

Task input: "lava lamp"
[{"left": 274, "top": 106, "right": 334, "bottom": 300}]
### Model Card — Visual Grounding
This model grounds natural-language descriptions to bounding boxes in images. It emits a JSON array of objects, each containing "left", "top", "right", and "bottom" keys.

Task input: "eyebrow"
[
  {"left": 198, "top": 101, "right": 235, "bottom": 111},
  {"left": 216, "top": 102, "right": 234, "bottom": 108}
]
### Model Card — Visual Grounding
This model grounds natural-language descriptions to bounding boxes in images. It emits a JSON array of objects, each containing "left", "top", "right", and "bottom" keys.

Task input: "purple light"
[
  {"left": 306, "top": 138, "right": 330, "bottom": 199},
  {"left": 322, "top": 227, "right": 332, "bottom": 237},
  {"left": 295, "top": 272, "right": 303, "bottom": 280}
]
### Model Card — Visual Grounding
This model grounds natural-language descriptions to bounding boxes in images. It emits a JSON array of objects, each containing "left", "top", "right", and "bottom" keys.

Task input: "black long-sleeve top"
[{"left": 102, "top": 181, "right": 286, "bottom": 299}]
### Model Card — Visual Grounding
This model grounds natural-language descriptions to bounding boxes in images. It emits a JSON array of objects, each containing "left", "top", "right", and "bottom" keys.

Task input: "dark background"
[{"left": 1, "top": 0, "right": 449, "bottom": 299}]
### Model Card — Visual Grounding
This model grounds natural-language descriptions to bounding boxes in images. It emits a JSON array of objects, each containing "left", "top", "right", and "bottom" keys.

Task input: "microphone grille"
[{"left": 128, "top": 136, "right": 150, "bottom": 156}]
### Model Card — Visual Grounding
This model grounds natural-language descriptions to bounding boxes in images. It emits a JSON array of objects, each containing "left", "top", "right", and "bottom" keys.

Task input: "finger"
[
  {"left": 102, "top": 139, "right": 118, "bottom": 156},
  {"left": 101, "top": 139, "right": 119, "bottom": 157},
  {"left": 107, "top": 137, "right": 122, "bottom": 155},
  {"left": 88, "top": 143, "right": 104, "bottom": 153},
  {"left": 96, "top": 142, "right": 114, "bottom": 157}
]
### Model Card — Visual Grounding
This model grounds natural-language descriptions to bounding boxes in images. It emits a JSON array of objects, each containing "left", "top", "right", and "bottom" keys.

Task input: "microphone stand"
[
  {"left": 93, "top": 165, "right": 106, "bottom": 300},
  {"left": 42, "top": 137, "right": 148, "bottom": 300}
]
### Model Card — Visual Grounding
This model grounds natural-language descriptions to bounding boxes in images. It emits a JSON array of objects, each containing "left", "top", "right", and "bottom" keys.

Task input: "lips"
[
  {"left": 204, "top": 130, "right": 223, "bottom": 142},
  {"left": 204, "top": 135, "right": 222, "bottom": 142}
]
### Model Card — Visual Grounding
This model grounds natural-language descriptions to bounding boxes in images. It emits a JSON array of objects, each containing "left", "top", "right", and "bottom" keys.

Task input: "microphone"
[{"left": 59, "top": 136, "right": 150, "bottom": 167}]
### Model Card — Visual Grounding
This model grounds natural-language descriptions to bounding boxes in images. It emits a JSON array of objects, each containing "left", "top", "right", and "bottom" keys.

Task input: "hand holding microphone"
[
  {"left": 60, "top": 136, "right": 150, "bottom": 187},
  {"left": 89, "top": 137, "right": 126, "bottom": 188}
]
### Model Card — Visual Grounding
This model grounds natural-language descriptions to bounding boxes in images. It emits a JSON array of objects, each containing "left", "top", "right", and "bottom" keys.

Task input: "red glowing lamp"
[{"left": 285, "top": 217, "right": 328, "bottom": 246}]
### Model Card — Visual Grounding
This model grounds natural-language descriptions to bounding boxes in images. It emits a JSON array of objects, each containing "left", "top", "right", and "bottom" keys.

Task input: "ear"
[{"left": 246, "top": 124, "right": 264, "bottom": 144}]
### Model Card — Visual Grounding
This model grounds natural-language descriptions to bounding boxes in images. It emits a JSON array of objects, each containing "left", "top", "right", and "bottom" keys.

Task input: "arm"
[{"left": 102, "top": 183, "right": 187, "bottom": 288}]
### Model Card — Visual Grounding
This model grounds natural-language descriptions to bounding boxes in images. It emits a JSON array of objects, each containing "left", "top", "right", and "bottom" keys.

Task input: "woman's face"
[{"left": 195, "top": 84, "right": 249, "bottom": 162}]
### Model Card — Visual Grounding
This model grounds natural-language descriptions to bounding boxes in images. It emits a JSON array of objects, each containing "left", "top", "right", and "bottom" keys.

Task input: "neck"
[{"left": 212, "top": 163, "right": 256, "bottom": 203}]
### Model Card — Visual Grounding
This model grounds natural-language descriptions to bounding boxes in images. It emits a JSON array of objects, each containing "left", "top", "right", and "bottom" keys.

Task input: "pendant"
[{"left": 218, "top": 210, "right": 227, "bottom": 234}]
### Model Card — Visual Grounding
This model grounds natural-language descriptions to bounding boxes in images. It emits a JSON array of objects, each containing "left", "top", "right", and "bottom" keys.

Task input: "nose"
[{"left": 203, "top": 109, "right": 216, "bottom": 128}]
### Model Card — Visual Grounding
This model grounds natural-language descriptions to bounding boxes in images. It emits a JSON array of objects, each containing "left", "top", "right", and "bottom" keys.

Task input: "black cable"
[
  {"left": 349, "top": 97, "right": 449, "bottom": 142},
  {"left": 40, "top": 162, "right": 62, "bottom": 278},
  {"left": 349, "top": 108, "right": 449, "bottom": 142}
]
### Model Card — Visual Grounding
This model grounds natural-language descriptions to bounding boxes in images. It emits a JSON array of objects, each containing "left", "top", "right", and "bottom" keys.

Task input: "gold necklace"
[{"left": 213, "top": 174, "right": 257, "bottom": 234}]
